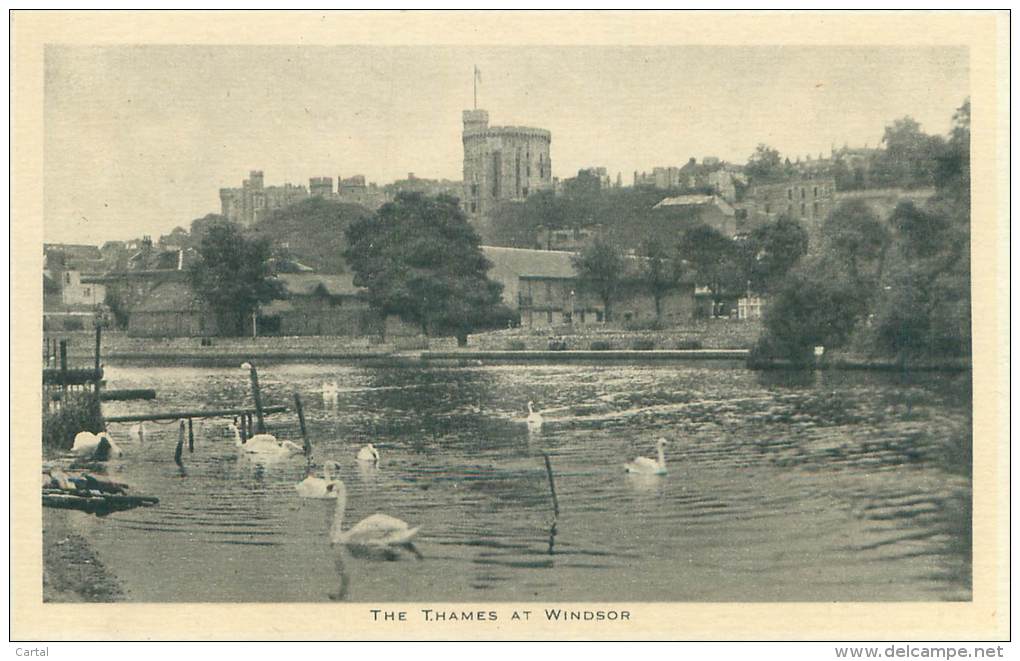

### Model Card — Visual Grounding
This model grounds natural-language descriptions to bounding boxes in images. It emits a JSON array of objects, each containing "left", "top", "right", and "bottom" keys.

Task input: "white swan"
[
  {"left": 526, "top": 401, "right": 543, "bottom": 432},
  {"left": 356, "top": 443, "right": 380, "bottom": 464},
  {"left": 322, "top": 380, "right": 339, "bottom": 404},
  {"left": 329, "top": 479, "right": 419, "bottom": 547},
  {"left": 296, "top": 460, "right": 343, "bottom": 498},
  {"left": 228, "top": 421, "right": 304, "bottom": 457},
  {"left": 71, "top": 431, "right": 122, "bottom": 459},
  {"left": 130, "top": 422, "right": 145, "bottom": 443},
  {"left": 624, "top": 437, "right": 669, "bottom": 475}
]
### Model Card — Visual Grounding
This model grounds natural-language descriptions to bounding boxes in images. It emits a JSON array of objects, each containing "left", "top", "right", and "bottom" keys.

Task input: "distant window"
[
  {"left": 83, "top": 288, "right": 91, "bottom": 297},
  {"left": 547, "top": 310, "right": 553, "bottom": 324},
  {"left": 801, "top": 203, "right": 806, "bottom": 216},
  {"left": 801, "top": 188, "right": 806, "bottom": 199},
  {"left": 813, "top": 202, "right": 819, "bottom": 215},
  {"left": 522, "top": 187, "right": 528, "bottom": 196},
  {"left": 596, "top": 310, "right": 604, "bottom": 322},
  {"left": 765, "top": 204, "right": 771, "bottom": 214},
  {"left": 813, "top": 186, "right": 818, "bottom": 197},
  {"left": 787, "top": 188, "right": 792, "bottom": 200},
  {"left": 470, "top": 202, "right": 477, "bottom": 213},
  {"left": 64, "top": 273, "right": 71, "bottom": 284}
]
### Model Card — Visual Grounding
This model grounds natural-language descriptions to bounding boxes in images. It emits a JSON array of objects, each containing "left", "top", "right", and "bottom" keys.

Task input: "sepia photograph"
[{"left": 10, "top": 9, "right": 1008, "bottom": 642}]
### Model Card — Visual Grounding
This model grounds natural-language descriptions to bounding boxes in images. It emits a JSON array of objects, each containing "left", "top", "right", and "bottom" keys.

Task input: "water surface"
[{"left": 60, "top": 361, "right": 971, "bottom": 602}]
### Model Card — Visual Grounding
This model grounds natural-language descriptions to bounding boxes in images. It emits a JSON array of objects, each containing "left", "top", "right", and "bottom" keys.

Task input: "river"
[{"left": 60, "top": 360, "right": 972, "bottom": 602}]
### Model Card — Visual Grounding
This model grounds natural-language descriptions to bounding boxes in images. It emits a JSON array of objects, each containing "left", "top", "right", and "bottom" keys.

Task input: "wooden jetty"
[{"left": 105, "top": 404, "right": 288, "bottom": 424}]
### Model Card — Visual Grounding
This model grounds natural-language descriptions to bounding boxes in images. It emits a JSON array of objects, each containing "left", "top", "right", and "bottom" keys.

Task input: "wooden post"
[
  {"left": 247, "top": 363, "right": 266, "bottom": 434},
  {"left": 541, "top": 451, "right": 560, "bottom": 518},
  {"left": 294, "top": 392, "right": 310, "bottom": 457},
  {"left": 239, "top": 413, "right": 248, "bottom": 443},
  {"left": 175, "top": 421, "right": 185, "bottom": 468},
  {"left": 247, "top": 413, "right": 254, "bottom": 437},
  {"left": 187, "top": 418, "right": 195, "bottom": 453},
  {"left": 59, "top": 340, "right": 68, "bottom": 394}
]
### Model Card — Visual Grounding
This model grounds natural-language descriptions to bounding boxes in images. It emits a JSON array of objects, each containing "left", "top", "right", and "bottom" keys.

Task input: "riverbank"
[{"left": 42, "top": 508, "right": 123, "bottom": 602}]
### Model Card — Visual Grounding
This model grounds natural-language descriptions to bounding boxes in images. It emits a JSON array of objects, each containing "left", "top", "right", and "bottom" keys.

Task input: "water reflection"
[{"left": 77, "top": 362, "right": 973, "bottom": 602}]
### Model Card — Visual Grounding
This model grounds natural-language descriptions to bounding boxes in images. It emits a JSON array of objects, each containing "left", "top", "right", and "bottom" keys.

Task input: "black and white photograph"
[{"left": 11, "top": 9, "right": 1008, "bottom": 642}]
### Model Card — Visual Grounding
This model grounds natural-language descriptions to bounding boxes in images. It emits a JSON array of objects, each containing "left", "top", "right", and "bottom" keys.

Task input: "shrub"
[
  {"left": 507, "top": 340, "right": 527, "bottom": 351},
  {"left": 675, "top": 339, "right": 703, "bottom": 350},
  {"left": 630, "top": 338, "right": 656, "bottom": 350},
  {"left": 589, "top": 340, "right": 612, "bottom": 351},
  {"left": 547, "top": 339, "right": 568, "bottom": 351},
  {"left": 43, "top": 391, "right": 104, "bottom": 451},
  {"left": 623, "top": 318, "right": 665, "bottom": 331}
]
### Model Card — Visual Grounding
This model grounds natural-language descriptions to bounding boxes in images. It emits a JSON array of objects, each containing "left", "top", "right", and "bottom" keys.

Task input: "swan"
[
  {"left": 322, "top": 381, "right": 339, "bottom": 403},
  {"left": 245, "top": 433, "right": 305, "bottom": 457},
  {"left": 329, "top": 479, "right": 419, "bottom": 547},
  {"left": 526, "top": 401, "right": 543, "bottom": 432},
  {"left": 71, "top": 431, "right": 122, "bottom": 459},
  {"left": 296, "top": 460, "right": 343, "bottom": 498},
  {"left": 356, "top": 443, "right": 380, "bottom": 464},
  {"left": 624, "top": 437, "right": 669, "bottom": 475}
]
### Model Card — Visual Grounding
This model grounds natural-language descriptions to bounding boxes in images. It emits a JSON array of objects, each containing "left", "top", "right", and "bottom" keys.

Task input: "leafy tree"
[
  {"left": 821, "top": 200, "right": 891, "bottom": 284},
  {"left": 677, "top": 224, "right": 741, "bottom": 315},
  {"left": 636, "top": 238, "right": 684, "bottom": 321},
  {"left": 870, "top": 116, "right": 942, "bottom": 189},
  {"left": 188, "top": 221, "right": 284, "bottom": 336},
  {"left": 745, "top": 144, "right": 784, "bottom": 183},
  {"left": 252, "top": 196, "right": 372, "bottom": 273},
  {"left": 344, "top": 192, "right": 512, "bottom": 345},
  {"left": 572, "top": 238, "right": 628, "bottom": 323},
  {"left": 744, "top": 215, "right": 809, "bottom": 294},
  {"left": 103, "top": 287, "right": 130, "bottom": 330},
  {"left": 756, "top": 257, "right": 870, "bottom": 363}
]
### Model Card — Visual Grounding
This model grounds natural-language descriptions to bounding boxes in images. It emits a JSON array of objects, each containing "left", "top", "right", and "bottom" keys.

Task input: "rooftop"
[{"left": 482, "top": 245, "right": 577, "bottom": 280}]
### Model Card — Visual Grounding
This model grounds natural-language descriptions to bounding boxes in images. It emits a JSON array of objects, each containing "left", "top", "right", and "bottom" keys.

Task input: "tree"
[
  {"left": 103, "top": 287, "right": 130, "bottom": 330},
  {"left": 572, "top": 238, "right": 628, "bottom": 323},
  {"left": 344, "top": 192, "right": 512, "bottom": 345},
  {"left": 745, "top": 215, "right": 810, "bottom": 294},
  {"left": 756, "top": 257, "right": 870, "bottom": 363},
  {"left": 745, "top": 144, "right": 784, "bottom": 183},
  {"left": 636, "top": 238, "right": 683, "bottom": 321},
  {"left": 252, "top": 196, "right": 372, "bottom": 273},
  {"left": 821, "top": 200, "right": 891, "bottom": 285},
  {"left": 677, "top": 224, "right": 740, "bottom": 316},
  {"left": 188, "top": 221, "right": 284, "bottom": 336}
]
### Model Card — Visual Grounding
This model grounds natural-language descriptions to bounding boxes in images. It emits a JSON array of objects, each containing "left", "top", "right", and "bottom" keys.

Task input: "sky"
[{"left": 44, "top": 45, "right": 969, "bottom": 244}]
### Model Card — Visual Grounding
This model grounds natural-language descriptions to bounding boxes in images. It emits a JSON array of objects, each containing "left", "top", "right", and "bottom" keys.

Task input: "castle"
[
  {"left": 461, "top": 109, "right": 553, "bottom": 226},
  {"left": 219, "top": 170, "right": 387, "bottom": 226}
]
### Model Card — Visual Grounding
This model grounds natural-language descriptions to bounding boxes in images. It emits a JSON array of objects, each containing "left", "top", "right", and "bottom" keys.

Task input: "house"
[
  {"left": 745, "top": 177, "right": 836, "bottom": 233},
  {"left": 127, "top": 280, "right": 219, "bottom": 337},
  {"left": 482, "top": 245, "right": 695, "bottom": 329},
  {"left": 259, "top": 273, "right": 382, "bottom": 336},
  {"left": 653, "top": 194, "right": 739, "bottom": 236}
]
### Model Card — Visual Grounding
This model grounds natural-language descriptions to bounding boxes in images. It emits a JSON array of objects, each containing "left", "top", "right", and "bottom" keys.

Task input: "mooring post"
[
  {"left": 59, "top": 340, "right": 68, "bottom": 394},
  {"left": 239, "top": 413, "right": 248, "bottom": 443},
  {"left": 175, "top": 420, "right": 185, "bottom": 468},
  {"left": 294, "top": 392, "right": 311, "bottom": 457},
  {"left": 247, "top": 363, "right": 266, "bottom": 434},
  {"left": 541, "top": 451, "right": 560, "bottom": 518},
  {"left": 187, "top": 418, "right": 195, "bottom": 453}
]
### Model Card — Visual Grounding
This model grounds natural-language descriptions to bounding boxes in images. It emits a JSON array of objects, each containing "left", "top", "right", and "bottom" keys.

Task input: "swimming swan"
[
  {"left": 228, "top": 422, "right": 304, "bottom": 457},
  {"left": 329, "top": 480, "right": 419, "bottom": 547},
  {"left": 356, "top": 443, "right": 380, "bottom": 464},
  {"left": 624, "top": 437, "right": 669, "bottom": 475},
  {"left": 296, "top": 460, "right": 343, "bottom": 498},
  {"left": 526, "top": 401, "right": 543, "bottom": 432}
]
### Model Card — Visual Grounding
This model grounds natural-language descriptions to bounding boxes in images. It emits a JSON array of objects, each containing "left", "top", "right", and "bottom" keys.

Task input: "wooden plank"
[{"left": 105, "top": 404, "right": 288, "bottom": 423}]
